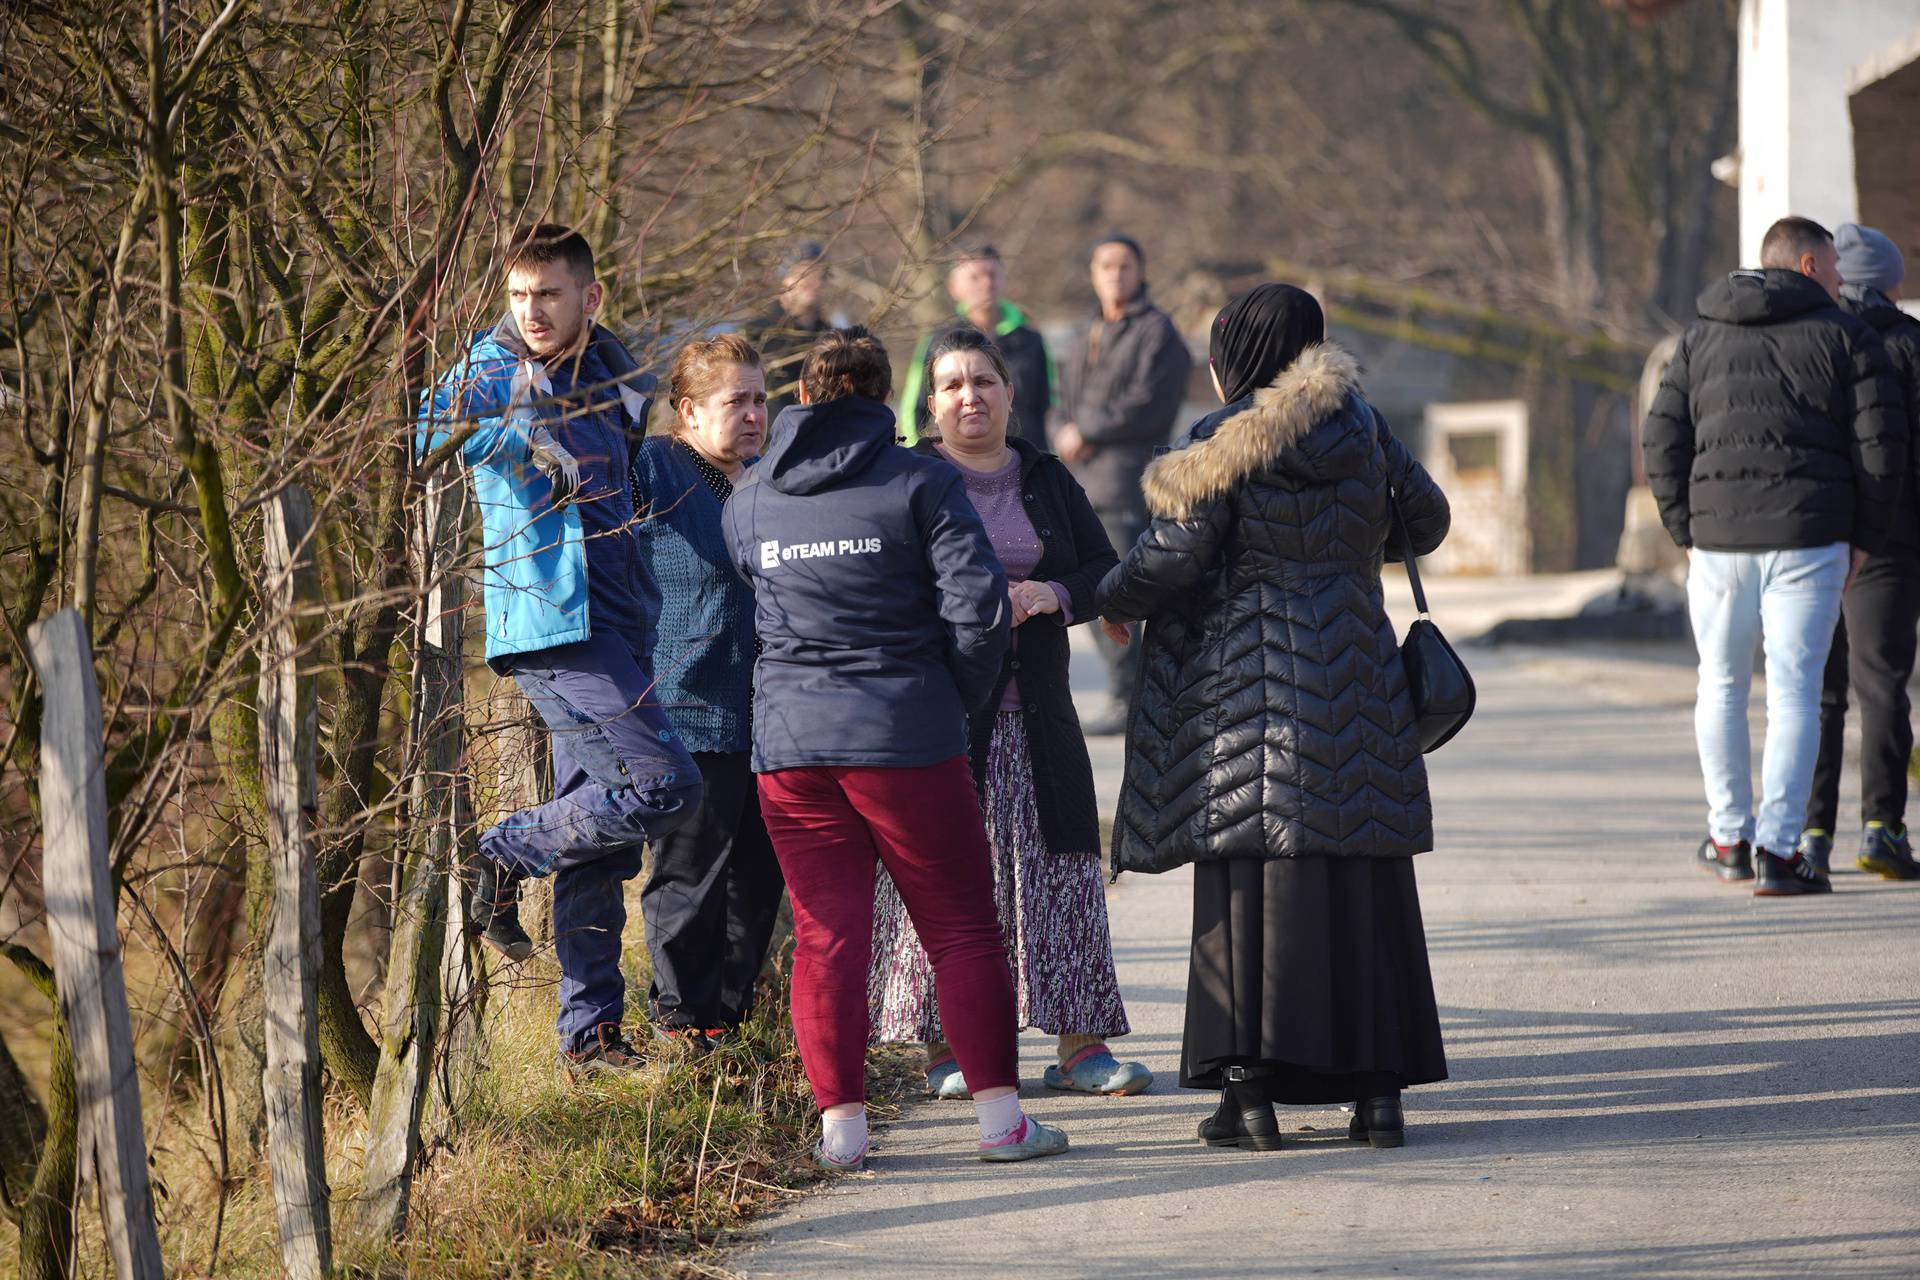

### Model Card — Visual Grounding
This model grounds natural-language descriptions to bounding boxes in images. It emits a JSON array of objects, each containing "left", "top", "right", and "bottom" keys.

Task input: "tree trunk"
[
  {"left": 17, "top": 1020, "right": 73, "bottom": 1280},
  {"left": 1532, "top": 125, "right": 1607, "bottom": 322},
  {"left": 314, "top": 591, "right": 405, "bottom": 1110},
  {"left": 0, "top": 1026, "right": 47, "bottom": 1224},
  {"left": 356, "top": 472, "right": 461, "bottom": 1239},
  {"left": 214, "top": 888, "right": 272, "bottom": 1159},
  {"left": 161, "top": 825, "right": 246, "bottom": 1087}
]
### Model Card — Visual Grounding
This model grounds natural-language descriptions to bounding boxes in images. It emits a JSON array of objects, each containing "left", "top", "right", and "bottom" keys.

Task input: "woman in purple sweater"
[{"left": 870, "top": 327, "right": 1150, "bottom": 1097}]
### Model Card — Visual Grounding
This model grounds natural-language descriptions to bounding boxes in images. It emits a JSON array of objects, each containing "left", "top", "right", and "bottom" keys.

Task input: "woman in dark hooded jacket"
[
  {"left": 724, "top": 328, "right": 1071, "bottom": 1170},
  {"left": 1095, "top": 283, "right": 1451, "bottom": 1151}
]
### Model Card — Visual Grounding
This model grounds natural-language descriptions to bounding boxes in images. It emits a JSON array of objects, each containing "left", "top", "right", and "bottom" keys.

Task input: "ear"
[
  {"left": 677, "top": 395, "right": 697, "bottom": 427},
  {"left": 583, "top": 279, "right": 605, "bottom": 316},
  {"left": 797, "top": 382, "right": 812, "bottom": 406}
]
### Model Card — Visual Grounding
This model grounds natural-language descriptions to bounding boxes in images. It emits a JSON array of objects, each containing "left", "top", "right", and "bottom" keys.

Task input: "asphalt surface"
[{"left": 743, "top": 611, "right": 1920, "bottom": 1279}]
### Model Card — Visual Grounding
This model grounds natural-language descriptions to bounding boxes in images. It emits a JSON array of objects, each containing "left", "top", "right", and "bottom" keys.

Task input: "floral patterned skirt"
[{"left": 869, "top": 710, "right": 1131, "bottom": 1043}]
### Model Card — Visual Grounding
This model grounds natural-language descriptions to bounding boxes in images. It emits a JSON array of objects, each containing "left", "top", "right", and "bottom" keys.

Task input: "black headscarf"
[{"left": 1209, "top": 283, "right": 1325, "bottom": 404}]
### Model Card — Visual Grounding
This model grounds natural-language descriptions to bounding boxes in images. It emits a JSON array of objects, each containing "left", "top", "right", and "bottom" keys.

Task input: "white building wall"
[{"left": 1737, "top": 0, "right": 1920, "bottom": 262}]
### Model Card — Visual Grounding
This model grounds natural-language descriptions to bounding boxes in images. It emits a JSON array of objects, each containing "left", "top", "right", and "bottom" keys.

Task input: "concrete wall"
[
  {"left": 1849, "top": 28, "right": 1920, "bottom": 268},
  {"left": 1737, "top": 0, "right": 1920, "bottom": 262}
]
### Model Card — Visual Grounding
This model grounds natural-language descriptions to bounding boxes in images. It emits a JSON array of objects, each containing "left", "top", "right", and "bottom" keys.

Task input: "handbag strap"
[
  {"left": 1372, "top": 425, "right": 1431, "bottom": 619},
  {"left": 1387, "top": 484, "right": 1431, "bottom": 621}
]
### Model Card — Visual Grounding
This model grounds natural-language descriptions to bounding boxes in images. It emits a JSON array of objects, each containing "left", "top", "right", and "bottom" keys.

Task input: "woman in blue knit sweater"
[{"left": 629, "top": 333, "right": 781, "bottom": 1050}]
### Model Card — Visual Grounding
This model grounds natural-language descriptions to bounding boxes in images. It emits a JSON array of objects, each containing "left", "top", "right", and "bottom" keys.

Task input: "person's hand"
[
  {"left": 1054, "top": 422, "right": 1094, "bottom": 464},
  {"left": 1847, "top": 546, "right": 1869, "bottom": 592},
  {"left": 1009, "top": 580, "right": 1060, "bottom": 626},
  {"left": 1100, "top": 617, "right": 1132, "bottom": 646},
  {"left": 527, "top": 428, "right": 582, "bottom": 506}
]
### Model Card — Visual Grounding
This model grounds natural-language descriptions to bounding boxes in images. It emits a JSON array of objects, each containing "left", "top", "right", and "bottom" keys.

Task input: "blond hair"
[{"left": 667, "top": 332, "right": 761, "bottom": 436}]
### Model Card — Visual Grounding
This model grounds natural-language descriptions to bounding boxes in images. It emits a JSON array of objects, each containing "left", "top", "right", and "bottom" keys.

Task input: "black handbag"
[{"left": 1388, "top": 484, "right": 1475, "bottom": 752}]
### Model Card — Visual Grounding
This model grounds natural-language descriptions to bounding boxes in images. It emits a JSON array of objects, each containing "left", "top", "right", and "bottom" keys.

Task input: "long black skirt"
[{"left": 1181, "top": 855, "right": 1447, "bottom": 1101}]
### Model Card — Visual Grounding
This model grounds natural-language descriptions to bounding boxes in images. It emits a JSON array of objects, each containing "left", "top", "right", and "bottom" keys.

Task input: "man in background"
[
  {"left": 897, "top": 243, "right": 1051, "bottom": 447},
  {"left": 1053, "top": 232, "right": 1192, "bottom": 734},
  {"left": 1800, "top": 221, "right": 1920, "bottom": 881},
  {"left": 1643, "top": 215, "right": 1904, "bottom": 897},
  {"left": 757, "top": 241, "right": 834, "bottom": 420}
]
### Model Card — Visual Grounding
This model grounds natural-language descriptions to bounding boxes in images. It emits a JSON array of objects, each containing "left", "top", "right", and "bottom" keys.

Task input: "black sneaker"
[
  {"left": 1856, "top": 824, "right": 1920, "bottom": 880},
  {"left": 1795, "top": 830, "right": 1833, "bottom": 877},
  {"left": 560, "top": 1023, "right": 647, "bottom": 1083},
  {"left": 1753, "top": 848, "right": 1832, "bottom": 896},
  {"left": 650, "top": 1022, "right": 716, "bottom": 1057},
  {"left": 1696, "top": 836, "right": 1753, "bottom": 882},
  {"left": 466, "top": 857, "right": 533, "bottom": 961}
]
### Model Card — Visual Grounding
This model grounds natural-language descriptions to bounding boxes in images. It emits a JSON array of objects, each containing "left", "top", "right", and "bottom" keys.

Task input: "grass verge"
[{"left": 0, "top": 925, "right": 829, "bottom": 1278}]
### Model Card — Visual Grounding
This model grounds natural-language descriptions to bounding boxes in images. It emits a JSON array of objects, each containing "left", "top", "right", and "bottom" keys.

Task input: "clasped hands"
[
  {"left": 1008, "top": 579, "right": 1061, "bottom": 626},
  {"left": 1008, "top": 578, "right": 1132, "bottom": 647}
]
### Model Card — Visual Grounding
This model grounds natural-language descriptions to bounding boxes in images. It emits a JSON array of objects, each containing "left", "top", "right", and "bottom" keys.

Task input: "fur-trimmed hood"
[{"left": 1142, "top": 341, "right": 1364, "bottom": 520}]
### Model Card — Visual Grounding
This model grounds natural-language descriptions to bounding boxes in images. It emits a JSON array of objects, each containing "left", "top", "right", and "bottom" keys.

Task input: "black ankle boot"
[
  {"left": 1198, "top": 1070, "right": 1283, "bottom": 1151},
  {"left": 1347, "top": 1093, "right": 1404, "bottom": 1148},
  {"left": 467, "top": 857, "right": 533, "bottom": 961}
]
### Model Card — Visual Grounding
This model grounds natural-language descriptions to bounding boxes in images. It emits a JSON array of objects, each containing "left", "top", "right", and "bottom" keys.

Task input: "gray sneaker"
[{"left": 978, "top": 1117, "right": 1070, "bottom": 1163}]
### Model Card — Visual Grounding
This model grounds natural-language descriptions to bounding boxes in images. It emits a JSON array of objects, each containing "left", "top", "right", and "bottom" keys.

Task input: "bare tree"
[
  {"left": 0, "top": 0, "right": 978, "bottom": 1270},
  {"left": 1300, "top": 0, "right": 1735, "bottom": 327}
]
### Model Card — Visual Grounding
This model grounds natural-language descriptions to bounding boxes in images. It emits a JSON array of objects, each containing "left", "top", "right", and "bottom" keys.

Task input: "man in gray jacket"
[{"left": 1052, "top": 233, "right": 1193, "bottom": 733}]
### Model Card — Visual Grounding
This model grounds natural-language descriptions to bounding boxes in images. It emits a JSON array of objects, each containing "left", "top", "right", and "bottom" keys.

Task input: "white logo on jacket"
[{"left": 757, "top": 537, "right": 883, "bottom": 568}]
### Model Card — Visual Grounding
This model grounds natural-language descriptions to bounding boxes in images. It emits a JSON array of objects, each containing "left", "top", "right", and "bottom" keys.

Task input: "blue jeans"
[
  {"left": 1686, "top": 545, "right": 1848, "bottom": 854},
  {"left": 481, "top": 628, "right": 702, "bottom": 1050}
]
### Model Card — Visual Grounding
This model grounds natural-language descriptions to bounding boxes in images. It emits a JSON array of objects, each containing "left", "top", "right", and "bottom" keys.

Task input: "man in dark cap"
[
  {"left": 1053, "top": 232, "right": 1193, "bottom": 734},
  {"left": 756, "top": 241, "right": 834, "bottom": 419},
  {"left": 1800, "top": 221, "right": 1920, "bottom": 881}
]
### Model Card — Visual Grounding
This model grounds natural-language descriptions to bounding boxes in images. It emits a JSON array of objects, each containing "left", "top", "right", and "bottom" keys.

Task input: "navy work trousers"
[{"left": 481, "top": 627, "right": 702, "bottom": 1051}]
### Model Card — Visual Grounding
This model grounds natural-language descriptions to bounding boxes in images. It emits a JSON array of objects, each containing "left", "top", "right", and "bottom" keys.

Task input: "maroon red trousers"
[{"left": 758, "top": 756, "right": 1018, "bottom": 1108}]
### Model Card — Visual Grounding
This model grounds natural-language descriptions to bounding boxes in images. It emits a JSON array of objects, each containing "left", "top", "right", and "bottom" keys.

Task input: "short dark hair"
[
  {"left": 801, "top": 327, "right": 891, "bottom": 403},
  {"left": 1760, "top": 216, "right": 1833, "bottom": 270},
  {"left": 952, "top": 241, "right": 1000, "bottom": 264},
  {"left": 506, "top": 223, "right": 596, "bottom": 283}
]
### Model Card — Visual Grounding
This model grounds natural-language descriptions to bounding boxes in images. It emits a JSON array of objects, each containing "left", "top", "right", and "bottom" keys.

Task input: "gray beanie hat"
[{"left": 1836, "top": 222, "right": 1905, "bottom": 292}]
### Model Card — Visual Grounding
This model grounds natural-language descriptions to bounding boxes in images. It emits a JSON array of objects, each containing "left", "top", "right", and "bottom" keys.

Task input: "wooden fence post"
[
  {"left": 28, "top": 608, "right": 164, "bottom": 1280},
  {"left": 359, "top": 471, "right": 460, "bottom": 1236},
  {"left": 428, "top": 771, "right": 485, "bottom": 1141},
  {"left": 497, "top": 701, "right": 552, "bottom": 945},
  {"left": 430, "top": 484, "right": 487, "bottom": 1139},
  {"left": 258, "top": 487, "right": 332, "bottom": 1279}
]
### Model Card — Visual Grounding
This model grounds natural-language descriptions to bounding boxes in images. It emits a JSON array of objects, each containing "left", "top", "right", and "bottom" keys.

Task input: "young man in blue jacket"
[{"left": 416, "top": 225, "right": 702, "bottom": 1079}]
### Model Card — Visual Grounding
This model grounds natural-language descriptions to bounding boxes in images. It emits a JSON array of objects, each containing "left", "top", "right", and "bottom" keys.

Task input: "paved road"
[{"left": 743, "top": 625, "right": 1920, "bottom": 1279}]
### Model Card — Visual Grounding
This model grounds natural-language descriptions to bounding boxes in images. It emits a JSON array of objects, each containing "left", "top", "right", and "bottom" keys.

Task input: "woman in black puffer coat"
[{"left": 1095, "top": 283, "right": 1451, "bottom": 1152}]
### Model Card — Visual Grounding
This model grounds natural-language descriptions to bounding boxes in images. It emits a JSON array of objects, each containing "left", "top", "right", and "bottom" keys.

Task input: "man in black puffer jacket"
[
  {"left": 1803, "top": 222, "right": 1920, "bottom": 882},
  {"left": 1643, "top": 215, "right": 1906, "bottom": 897}
]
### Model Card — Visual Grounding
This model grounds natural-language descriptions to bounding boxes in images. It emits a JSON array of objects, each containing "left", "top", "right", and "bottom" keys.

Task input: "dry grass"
[{"left": 0, "top": 907, "right": 830, "bottom": 1279}]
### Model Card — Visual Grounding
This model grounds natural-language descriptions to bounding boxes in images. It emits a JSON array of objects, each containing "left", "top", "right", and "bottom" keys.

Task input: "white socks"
[
  {"left": 821, "top": 1107, "right": 869, "bottom": 1163},
  {"left": 974, "top": 1090, "right": 1027, "bottom": 1145}
]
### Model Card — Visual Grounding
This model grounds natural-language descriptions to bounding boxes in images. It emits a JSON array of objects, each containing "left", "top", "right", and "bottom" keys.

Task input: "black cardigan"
[{"left": 914, "top": 437, "right": 1118, "bottom": 856}]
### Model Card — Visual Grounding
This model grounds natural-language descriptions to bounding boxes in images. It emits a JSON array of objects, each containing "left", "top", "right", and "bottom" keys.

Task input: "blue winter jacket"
[
  {"left": 722, "top": 394, "right": 1010, "bottom": 772},
  {"left": 415, "top": 321, "right": 653, "bottom": 663},
  {"left": 630, "top": 436, "right": 757, "bottom": 752}
]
